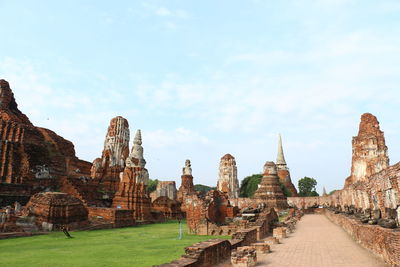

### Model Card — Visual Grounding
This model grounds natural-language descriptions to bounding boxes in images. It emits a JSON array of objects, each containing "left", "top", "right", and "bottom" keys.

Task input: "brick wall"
[
  {"left": 88, "top": 207, "right": 135, "bottom": 227},
  {"left": 325, "top": 210, "right": 400, "bottom": 266}
]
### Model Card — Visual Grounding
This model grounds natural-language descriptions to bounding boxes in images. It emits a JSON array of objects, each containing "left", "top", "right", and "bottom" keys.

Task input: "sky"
[{"left": 1, "top": 0, "right": 400, "bottom": 194}]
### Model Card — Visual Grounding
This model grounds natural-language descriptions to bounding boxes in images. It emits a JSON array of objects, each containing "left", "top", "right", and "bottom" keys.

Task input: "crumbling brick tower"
[
  {"left": 217, "top": 154, "right": 240, "bottom": 199},
  {"left": 112, "top": 129, "right": 151, "bottom": 221},
  {"left": 345, "top": 113, "right": 389, "bottom": 187},
  {"left": 254, "top": 161, "right": 288, "bottom": 210}
]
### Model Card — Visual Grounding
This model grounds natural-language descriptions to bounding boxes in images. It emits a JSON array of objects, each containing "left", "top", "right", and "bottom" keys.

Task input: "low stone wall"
[
  {"left": 325, "top": 210, "right": 400, "bottom": 266},
  {"left": 88, "top": 207, "right": 135, "bottom": 227},
  {"left": 232, "top": 227, "right": 258, "bottom": 246},
  {"left": 156, "top": 239, "right": 231, "bottom": 267}
]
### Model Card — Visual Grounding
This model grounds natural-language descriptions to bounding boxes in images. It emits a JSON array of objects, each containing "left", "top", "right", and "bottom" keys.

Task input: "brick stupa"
[
  {"left": 90, "top": 116, "right": 130, "bottom": 192},
  {"left": 276, "top": 134, "right": 298, "bottom": 197},
  {"left": 112, "top": 129, "right": 151, "bottom": 221},
  {"left": 254, "top": 161, "right": 288, "bottom": 210}
]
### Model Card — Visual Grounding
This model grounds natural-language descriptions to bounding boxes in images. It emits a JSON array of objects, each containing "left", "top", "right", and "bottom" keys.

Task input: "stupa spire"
[
  {"left": 126, "top": 129, "right": 146, "bottom": 168},
  {"left": 276, "top": 134, "right": 287, "bottom": 166}
]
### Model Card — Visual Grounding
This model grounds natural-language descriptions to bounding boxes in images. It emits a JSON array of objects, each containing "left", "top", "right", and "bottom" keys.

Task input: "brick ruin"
[
  {"left": 22, "top": 192, "right": 89, "bottom": 230},
  {"left": 150, "top": 181, "right": 177, "bottom": 202},
  {"left": 287, "top": 113, "right": 400, "bottom": 265},
  {"left": 288, "top": 113, "right": 399, "bottom": 226},
  {"left": 90, "top": 116, "right": 130, "bottom": 192},
  {"left": 217, "top": 154, "right": 240, "bottom": 199},
  {"left": 0, "top": 80, "right": 157, "bottom": 231},
  {"left": 276, "top": 134, "right": 298, "bottom": 197},
  {"left": 253, "top": 161, "right": 288, "bottom": 210},
  {"left": 0, "top": 79, "right": 92, "bottom": 200},
  {"left": 177, "top": 159, "right": 197, "bottom": 204},
  {"left": 112, "top": 130, "right": 152, "bottom": 221}
]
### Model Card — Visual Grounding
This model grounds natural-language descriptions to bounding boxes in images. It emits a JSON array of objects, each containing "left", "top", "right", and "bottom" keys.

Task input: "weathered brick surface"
[
  {"left": 87, "top": 207, "right": 135, "bottom": 227},
  {"left": 231, "top": 246, "right": 257, "bottom": 267},
  {"left": 151, "top": 196, "right": 183, "bottom": 219},
  {"left": 0, "top": 79, "right": 91, "bottom": 190},
  {"left": 155, "top": 239, "right": 231, "bottom": 267},
  {"left": 217, "top": 154, "right": 240, "bottom": 199},
  {"left": 253, "top": 162, "right": 288, "bottom": 210},
  {"left": 325, "top": 210, "right": 400, "bottom": 266},
  {"left": 23, "top": 192, "right": 89, "bottom": 230}
]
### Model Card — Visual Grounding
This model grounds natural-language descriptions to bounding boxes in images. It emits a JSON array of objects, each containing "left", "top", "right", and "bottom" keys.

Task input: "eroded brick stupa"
[
  {"left": 112, "top": 129, "right": 151, "bottom": 220},
  {"left": 217, "top": 154, "right": 239, "bottom": 199},
  {"left": 276, "top": 134, "right": 298, "bottom": 197},
  {"left": 177, "top": 159, "right": 196, "bottom": 203},
  {"left": 345, "top": 113, "right": 389, "bottom": 187},
  {"left": 254, "top": 161, "right": 288, "bottom": 210},
  {"left": 90, "top": 116, "right": 130, "bottom": 192}
]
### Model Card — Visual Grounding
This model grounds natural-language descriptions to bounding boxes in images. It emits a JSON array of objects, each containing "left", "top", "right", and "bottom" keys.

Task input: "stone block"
[{"left": 231, "top": 246, "right": 257, "bottom": 267}]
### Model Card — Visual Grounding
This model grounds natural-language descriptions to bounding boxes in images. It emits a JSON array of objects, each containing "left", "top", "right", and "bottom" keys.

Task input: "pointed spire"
[
  {"left": 276, "top": 134, "right": 287, "bottom": 166},
  {"left": 126, "top": 129, "right": 146, "bottom": 168},
  {"left": 323, "top": 187, "right": 327, "bottom": 196},
  {"left": 134, "top": 129, "right": 142, "bottom": 145}
]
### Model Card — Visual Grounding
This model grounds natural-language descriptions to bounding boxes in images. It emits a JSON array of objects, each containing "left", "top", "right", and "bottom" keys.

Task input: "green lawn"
[{"left": 0, "top": 221, "right": 229, "bottom": 267}]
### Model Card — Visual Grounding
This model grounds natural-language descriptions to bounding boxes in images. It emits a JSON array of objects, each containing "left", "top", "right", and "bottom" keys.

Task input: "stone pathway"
[{"left": 257, "top": 214, "right": 388, "bottom": 267}]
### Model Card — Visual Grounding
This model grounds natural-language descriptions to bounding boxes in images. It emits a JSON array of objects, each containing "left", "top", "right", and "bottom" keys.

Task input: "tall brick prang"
[
  {"left": 217, "top": 154, "right": 239, "bottom": 199},
  {"left": 346, "top": 113, "right": 389, "bottom": 187}
]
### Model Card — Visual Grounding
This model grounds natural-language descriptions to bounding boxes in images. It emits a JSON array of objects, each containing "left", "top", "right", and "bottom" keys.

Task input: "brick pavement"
[{"left": 257, "top": 214, "right": 388, "bottom": 267}]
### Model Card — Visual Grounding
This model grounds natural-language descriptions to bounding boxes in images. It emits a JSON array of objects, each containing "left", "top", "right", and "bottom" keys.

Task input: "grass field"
[{"left": 0, "top": 221, "right": 228, "bottom": 267}]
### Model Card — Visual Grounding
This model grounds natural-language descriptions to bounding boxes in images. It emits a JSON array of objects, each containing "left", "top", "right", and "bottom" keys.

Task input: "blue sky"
[{"left": 1, "top": 0, "right": 400, "bottom": 193}]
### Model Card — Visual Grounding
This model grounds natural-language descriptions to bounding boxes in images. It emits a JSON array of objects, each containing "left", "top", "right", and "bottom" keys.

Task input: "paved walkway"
[{"left": 257, "top": 214, "right": 388, "bottom": 267}]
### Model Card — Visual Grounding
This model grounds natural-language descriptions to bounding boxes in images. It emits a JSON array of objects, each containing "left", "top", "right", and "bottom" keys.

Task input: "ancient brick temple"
[
  {"left": 345, "top": 113, "right": 389, "bottom": 187},
  {"left": 90, "top": 116, "right": 130, "bottom": 192},
  {"left": 23, "top": 192, "right": 89, "bottom": 230},
  {"left": 254, "top": 161, "right": 288, "bottom": 210},
  {"left": 287, "top": 113, "right": 400, "bottom": 224},
  {"left": 217, "top": 154, "right": 240, "bottom": 199},
  {"left": 151, "top": 196, "right": 183, "bottom": 220},
  {"left": 275, "top": 134, "right": 298, "bottom": 197},
  {"left": 0, "top": 79, "right": 91, "bottom": 204},
  {"left": 151, "top": 181, "right": 177, "bottom": 201},
  {"left": 177, "top": 159, "right": 196, "bottom": 203},
  {"left": 112, "top": 130, "right": 151, "bottom": 220}
]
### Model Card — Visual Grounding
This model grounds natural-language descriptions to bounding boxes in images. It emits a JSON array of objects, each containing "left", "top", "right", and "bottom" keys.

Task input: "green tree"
[
  {"left": 194, "top": 184, "right": 216, "bottom": 194},
  {"left": 298, "top": 177, "right": 319, "bottom": 197},
  {"left": 239, "top": 174, "right": 262, "bottom": 197},
  {"left": 147, "top": 179, "right": 159, "bottom": 193}
]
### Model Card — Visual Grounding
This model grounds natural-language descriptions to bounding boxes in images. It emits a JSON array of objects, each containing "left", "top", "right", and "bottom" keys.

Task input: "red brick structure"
[
  {"left": 345, "top": 113, "right": 389, "bottom": 187},
  {"left": 177, "top": 159, "right": 197, "bottom": 213},
  {"left": 23, "top": 192, "right": 89, "bottom": 230},
  {"left": 112, "top": 130, "right": 151, "bottom": 221},
  {"left": 0, "top": 80, "right": 91, "bottom": 190},
  {"left": 217, "top": 154, "right": 240, "bottom": 199},
  {"left": 151, "top": 181, "right": 177, "bottom": 202},
  {"left": 254, "top": 161, "right": 288, "bottom": 210},
  {"left": 87, "top": 207, "right": 135, "bottom": 228},
  {"left": 151, "top": 196, "right": 183, "bottom": 220},
  {"left": 276, "top": 134, "right": 298, "bottom": 197},
  {"left": 326, "top": 210, "right": 400, "bottom": 266},
  {"left": 91, "top": 116, "right": 130, "bottom": 192},
  {"left": 286, "top": 113, "right": 400, "bottom": 266}
]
